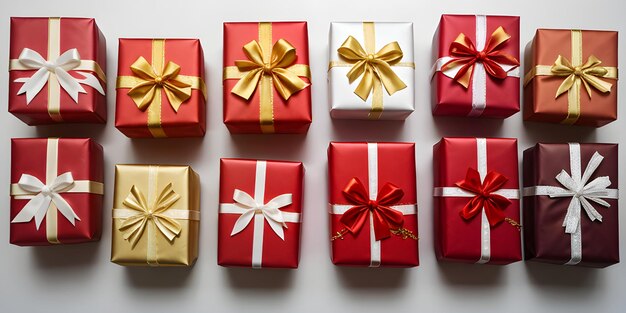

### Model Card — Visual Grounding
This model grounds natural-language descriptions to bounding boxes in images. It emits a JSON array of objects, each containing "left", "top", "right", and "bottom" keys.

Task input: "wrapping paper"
[
  {"left": 223, "top": 22, "right": 312, "bottom": 133},
  {"left": 218, "top": 159, "right": 304, "bottom": 268},
  {"left": 9, "top": 17, "right": 107, "bottom": 125},
  {"left": 10, "top": 138, "right": 104, "bottom": 246},
  {"left": 329, "top": 22, "right": 415, "bottom": 120},
  {"left": 115, "top": 39, "right": 207, "bottom": 138},
  {"left": 523, "top": 143, "right": 619, "bottom": 267},
  {"left": 328, "top": 142, "right": 419, "bottom": 267},
  {"left": 111, "top": 165, "right": 200, "bottom": 266},
  {"left": 432, "top": 15, "right": 520, "bottom": 118},
  {"left": 523, "top": 29, "right": 618, "bottom": 127},
  {"left": 433, "top": 137, "right": 521, "bottom": 264}
]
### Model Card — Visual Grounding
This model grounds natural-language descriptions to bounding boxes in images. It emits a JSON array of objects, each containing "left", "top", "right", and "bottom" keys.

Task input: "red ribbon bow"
[
  {"left": 441, "top": 26, "right": 520, "bottom": 88},
  {"left": 456, "top": 168, "right": 512, "bottom": 226},
  {"left": 340, "top": 177, "right": 405, "bottom": 241}
]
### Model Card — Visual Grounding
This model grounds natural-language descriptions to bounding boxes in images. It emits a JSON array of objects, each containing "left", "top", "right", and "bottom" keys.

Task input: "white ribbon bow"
[
  {"left": 230, "top": 189, "right": 292, "bottom": 240},
  {"left": 11, "top": 172, "right": 80, "bottom": 230},
  {"left": 546, "top": 152, "right": 614, "bottom": 234},
  {"left": 14, "top": 48, "right": 105, "bottom": 104}
]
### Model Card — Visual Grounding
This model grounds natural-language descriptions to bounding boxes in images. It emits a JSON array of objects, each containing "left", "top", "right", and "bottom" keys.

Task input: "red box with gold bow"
[
  {"left": 223, "top": 22, "right": 312, "bottom": 134},
  {"left": 432, "top": 15, "right": 520, "bottom": 118},
  {"left": 10, "top": 138, "right": 104, "bottom": 246},
  {"left": 9, "top": 17, "right": 107, "bottom": 125},
  {"left": 523, "top": 29, "right": 618, "bottom": 127},
  {"left": 115, "top": 39, "right": 207, "bottom": 138},
  {"left": 328, "top": 142, "right": 419, "bottom": 267},
  {"left": 218, "top": 159, "right": 304, "bottom": 268},
  {"left": 433, "top": 137, "right": 521, "bottom": 264}
]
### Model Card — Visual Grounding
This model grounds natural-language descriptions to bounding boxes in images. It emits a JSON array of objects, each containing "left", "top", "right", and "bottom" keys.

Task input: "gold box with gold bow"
[
  {"left": 524, "top": 29, "right": 618, "bottom": 127},
  {"left": 329, "top": 22, "right": 415, "bottom": 120},
  {"left": 115, "top": 39, "right": 207, "bottom": 138},
  {"left": 111, "top": 165, "right": 200, "bottom": 266}
]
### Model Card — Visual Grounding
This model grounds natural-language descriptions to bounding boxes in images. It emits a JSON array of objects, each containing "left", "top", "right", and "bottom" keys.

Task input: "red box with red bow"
[
  {"left": 218, "top": 159, "right": 304, "bottom": 268},
  {"left": 433, "top": 137, "right": 521, "bottom": 264},
  {"left": 328, "top": 142, "right": 419, "bottom": 267},
  {"left": 9, "top": 17, "right": 107, "bottom": 125},
  {"left": 9, "top": 138, "right": 104, "bottom": 246},
  {"left": 431, "top": 15, "right": 520, "bottom": 118}
]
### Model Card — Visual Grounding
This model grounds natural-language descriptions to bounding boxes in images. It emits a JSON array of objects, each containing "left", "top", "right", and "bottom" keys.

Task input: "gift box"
[
  {"left": 523, "top": 143, "right": 619, "bottom": 267},
  {"left": 329, "top": 22, "right": 415, "bottom": 120},
  {"left": 223, "top": 22, "right": 311, "bottom": 133},
  {"left": 111, "top": 165, "right": 200, "bottom": 266},
  {"left": 523, "top": 29, "right": 618, "bottom": 127},
  {"left": 9, "top": 138, "right": 104, "bottom": 246},
  {"left": 115, "top": 39, "right": 207, "bottom": 138},
  {"left": 218, "top": 159, "right": 304, "bottom": 268},
  {"left": 8, "top": 17, "right": 107, "bottom": 125},
  {"left": 328, "top": 142, "right": 419, "bottom": 267},
  {"left": 433, "top": 137, "right": 521, "bottom": 264}
]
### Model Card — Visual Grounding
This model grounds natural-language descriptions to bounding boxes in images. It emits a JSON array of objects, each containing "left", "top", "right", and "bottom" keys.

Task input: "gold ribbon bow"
[
  {"left": 118, "top": 183, "right": 182, "bottom": 248},
  {"left": 338, "top": 36, "right": 407, "bottom": 101}
]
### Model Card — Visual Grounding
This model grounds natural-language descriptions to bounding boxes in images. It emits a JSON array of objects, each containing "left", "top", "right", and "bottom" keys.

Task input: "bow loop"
[
  {"left": 456, "top": 168, "right": 512, "bottom": 226},
  {"left": 552, "top": 55, "right": 614, "bottom": 98},
  {"left": 230, "top": 189, "right": 292, "bottom": 240}
]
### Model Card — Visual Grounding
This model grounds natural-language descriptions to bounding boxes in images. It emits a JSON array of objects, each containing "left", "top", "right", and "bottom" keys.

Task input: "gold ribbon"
[
  {"left": 223, "top": 22, "right": 311, "bottom": 133},
  {"left": 524, "top": 30, "right": 618, "bottom": 124},
  {"left": 116, "top": 39, "right": 207, "bottom": 138},
  {"left": 9, "top": 138, "right": 104, "bottom": 244},
  {"left": 8, "top": 18, "right": 106, "bottom": 121}
]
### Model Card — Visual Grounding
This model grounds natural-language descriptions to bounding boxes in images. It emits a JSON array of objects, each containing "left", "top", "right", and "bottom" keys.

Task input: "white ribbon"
[
  {"left": 431, "top": 15, "right": 519, "bottom": 116},
  {"left": 522, "top": 143, "right": 618, "bottom": 265},
  {"left": 11, "top": 172, "right": 80, "bottom": 230},
  {"left": 219, "top": 160, "right": 301, "bottom": 268},
  {"left": 14, "top": 48, "right": 105, "bottom": 104},
  {"left": 433, "top": 138, "right": 519, "bottom": 264}
]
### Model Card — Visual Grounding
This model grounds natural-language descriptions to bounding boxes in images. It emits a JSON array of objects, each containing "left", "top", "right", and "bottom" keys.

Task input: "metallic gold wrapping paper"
[{"left": 111, "top": 165, "right": 200, "bottom": 266}]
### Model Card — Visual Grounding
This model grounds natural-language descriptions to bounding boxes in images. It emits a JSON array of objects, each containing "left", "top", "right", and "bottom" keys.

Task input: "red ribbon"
[
  {"left": 340, "top": 177, "right": 405, "bottom": 241},
  {"left": 440, "top": 26, "right": 520, "bottom": 88},
  {"left": 456, "top": 168, "right": 511, "bottom": 226}
]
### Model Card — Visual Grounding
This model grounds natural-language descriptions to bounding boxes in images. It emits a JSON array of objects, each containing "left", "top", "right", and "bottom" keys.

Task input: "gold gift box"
[{"left": 111, "top": 165, "right": 200, "bottom": 266}]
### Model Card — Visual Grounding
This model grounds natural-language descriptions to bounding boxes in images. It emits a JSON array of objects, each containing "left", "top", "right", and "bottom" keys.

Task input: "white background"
[{"left": 0, "top": 0, "right": 624, "bottom": 312}]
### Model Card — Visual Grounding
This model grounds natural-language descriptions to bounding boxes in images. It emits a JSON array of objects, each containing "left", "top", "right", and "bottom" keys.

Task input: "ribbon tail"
[
  {"left": 51, "top": 193, "right": 80, "bottom": 225},
  {"left": 16, "top": 68, "right": 50, "bottom": 104},
  {"left": 264, "top": 214, "right": 286, "bottom": 240},
  {"left": 75, "top": 71, "right": 106, "bottom": 95},
  {"left": 230, "top": 210, "right": 255, "bottom": 236},
  {"left": 11, "top": 194, "right": 51, "bottom": 230},
  {"left": 55, "top": 68, "right": 87, "bottom": 103}
]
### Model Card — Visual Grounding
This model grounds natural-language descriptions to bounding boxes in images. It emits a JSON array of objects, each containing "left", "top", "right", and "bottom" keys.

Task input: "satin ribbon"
[
  {"left": 9, "top": 18, "right": 106, "bottom": 121},
  {"left": 522, "top": 143, "right": 618, "bottom": 265},
  {"left": 523, "top": 30, "right": 618, "bottom": 124},
  {"left": 432, "top": 16, "right": 519, "bottom": 116},
  {"left": 116, "top": 39, "right": 207, "bottom": 138},
  {"left": 329, "top": 143, "right": 417, "bottom": 267},
  {"left": 223, "top": 22, "right": 311, "bottom": 133},
  {"left": 9, "top": 138, "right": 104, "bottom": 244},
  {"left": 432, "top": 138, "right": 519, "bottom": 264},
  {"left": 218, "top": 160, "right": 301, "bottom": 268}
]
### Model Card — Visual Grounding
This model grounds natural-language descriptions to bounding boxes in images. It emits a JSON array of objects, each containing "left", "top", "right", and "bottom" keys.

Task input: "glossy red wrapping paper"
[
  {"left": 328, "top": 142, "right": 419, "bottom": 267},
  {"left": 10, "top": 138, "right": 104, "bottom": 246},
  {"left": 432, "top": 15, "right": 520, "bottom": 118},
  {"left": 115, "top": 39, "right": 206, "bottom": 138},
  {"left": 433, "top": 137, "right": 521, "bottom": 264},
  {"left": 223, "top": 22, "right": 312, "bottom": 133},
  {"left": 9, "top": 17, "right": 107, "bottom": 125},
  {"left": 218, "top": 159, "right": 304, "bottom": 268}
]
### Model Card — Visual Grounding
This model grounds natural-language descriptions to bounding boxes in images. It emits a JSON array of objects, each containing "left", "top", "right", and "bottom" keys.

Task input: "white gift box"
[{"left": 328, "top": 22, "right": 415, "bottom": 120}]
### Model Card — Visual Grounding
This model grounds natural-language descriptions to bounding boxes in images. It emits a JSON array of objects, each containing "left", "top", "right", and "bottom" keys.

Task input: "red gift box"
[
  {"left": 10, "top": 138, "right": 104, "bottom": 246},
  {"left": 9, "top": 17, "right": 107, "bottom": 125},
  {"left": 218, "top": 159, "right": 304, "bottom": 268},
  {"left": 433, "top": 137, "right": 521, "bottom": 264},
  {"left": 432, "top": 15, "right": 520, "bottom": 118},
  {"left": 223, "top": 22, "right": 312, "bottom": 134},
  {"left": 328, "top": 142, "right": 419, "bottom": 267},
  {"left": 115, "top": 39, "right": 207, "bottom": 138}
]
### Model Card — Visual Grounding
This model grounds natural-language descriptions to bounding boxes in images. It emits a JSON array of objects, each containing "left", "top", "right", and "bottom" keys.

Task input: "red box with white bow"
[
  {"left": 433, "top": 137, "right": 521, "bottom": 264},
  {"left": 9, "top": 138, "right": 104, "bottom": 246},
  {"left": 431, "top": 14, "right": 520, "bottom": 118},
  {"left": 218, "top": 159, "right": 304, "bottom": 268},
  {"left": 328, "top": 142, "right": 419, "bottom": 267}
]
